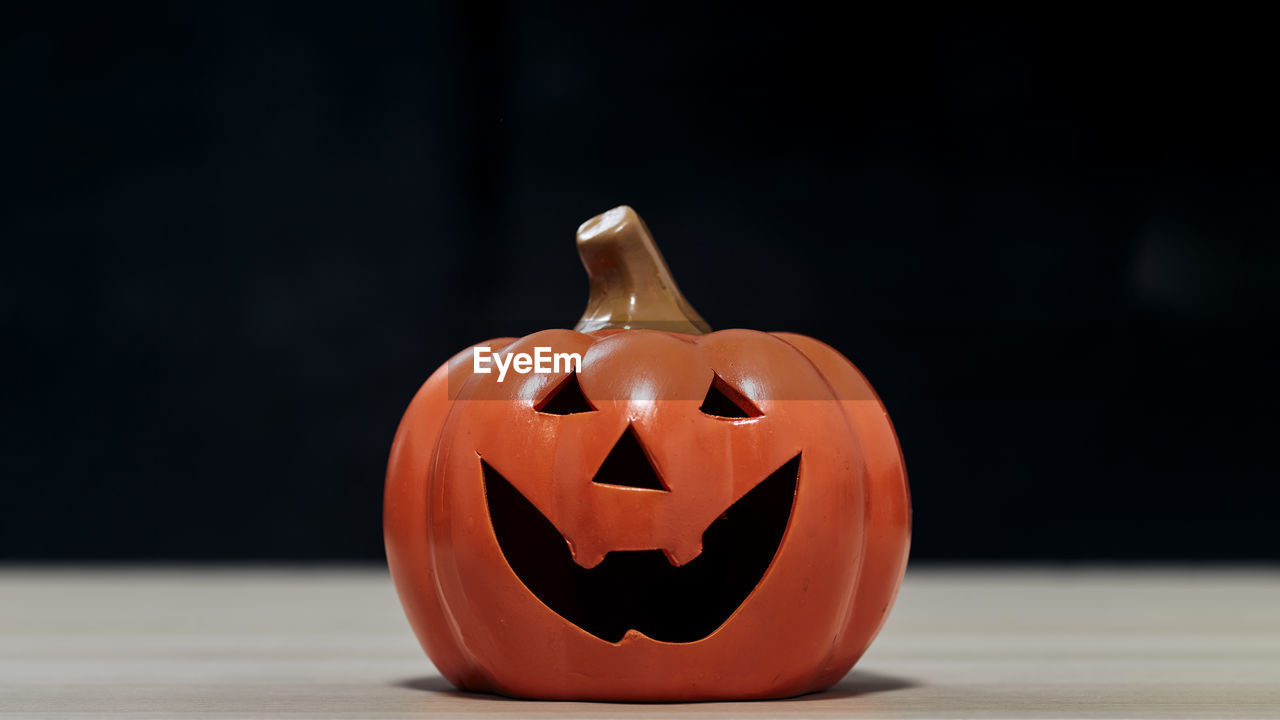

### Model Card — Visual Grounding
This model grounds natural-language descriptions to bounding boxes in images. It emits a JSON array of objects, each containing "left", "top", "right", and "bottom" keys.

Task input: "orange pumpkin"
[{"left": 385, "top": 206, "right": 910, "bottom": 701}]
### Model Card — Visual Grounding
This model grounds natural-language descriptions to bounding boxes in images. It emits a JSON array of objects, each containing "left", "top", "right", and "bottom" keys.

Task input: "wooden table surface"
[{"left": 2, "top": 566, "right": 1277, "bottom": 719}]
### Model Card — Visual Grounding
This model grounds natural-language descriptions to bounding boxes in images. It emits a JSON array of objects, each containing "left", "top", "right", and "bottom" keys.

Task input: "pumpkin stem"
[{"left": 573, "top": 206, "right": 711, "bottom": 335}]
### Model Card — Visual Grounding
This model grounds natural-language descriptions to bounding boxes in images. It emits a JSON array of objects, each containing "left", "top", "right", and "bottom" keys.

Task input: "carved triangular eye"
[
  {"left": 700, "top": 376, "right": 762, "bottom": 419},
  {"left": 535, "top": 374, "right": 595, "bottom": 415}
]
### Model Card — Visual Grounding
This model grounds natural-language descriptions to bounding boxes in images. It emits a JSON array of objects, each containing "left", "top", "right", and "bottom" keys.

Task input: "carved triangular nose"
[{"left": 591, "top": 425, "right": 668, "bottom": 491}]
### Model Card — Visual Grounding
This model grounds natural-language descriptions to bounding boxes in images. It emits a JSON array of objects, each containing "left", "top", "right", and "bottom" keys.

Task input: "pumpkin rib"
[
  {"left": 385, "top": 338, "right": 515, "bottom": 689},
  {"left": 763, "top": 332, "right": 870, "bottom": 688},
  {"left": 759, "top": 331, "right": 876, "bottom": 692},
  {"left": 771, "top": 331, "right": 911, "bottom": 689}
]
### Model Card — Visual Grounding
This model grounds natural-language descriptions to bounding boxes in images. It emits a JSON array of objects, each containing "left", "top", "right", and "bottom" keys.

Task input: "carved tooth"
[
  {"left": 570, "top": 544, "right": 607, "bottom": 569},
  {"left": 663, "top": 540, "right": 704, "bottom": 567}
]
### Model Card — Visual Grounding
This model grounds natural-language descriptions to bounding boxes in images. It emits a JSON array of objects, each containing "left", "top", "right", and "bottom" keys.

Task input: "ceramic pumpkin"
[{"left": 384, "top": 206, "right": 910, "bottom": 701}]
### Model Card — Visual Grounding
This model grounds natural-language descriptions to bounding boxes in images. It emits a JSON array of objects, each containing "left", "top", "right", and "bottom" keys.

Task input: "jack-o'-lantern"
[{"left": 385, "top": 206, "right": 910, "bottom": 701}]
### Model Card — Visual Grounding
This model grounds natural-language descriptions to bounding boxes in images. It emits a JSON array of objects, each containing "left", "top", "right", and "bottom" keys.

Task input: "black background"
[{"left": 3, "top": 4, "right": 1277, "bottom": 561}]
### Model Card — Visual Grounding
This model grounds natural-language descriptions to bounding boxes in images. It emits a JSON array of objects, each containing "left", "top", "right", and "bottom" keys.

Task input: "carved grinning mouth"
[{"left": 481, "top": 447, "right": 800, "bottom": 643}]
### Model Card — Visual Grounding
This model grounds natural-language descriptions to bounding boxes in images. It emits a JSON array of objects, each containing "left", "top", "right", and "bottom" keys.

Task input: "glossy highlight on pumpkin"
[{"left": 384, "top": 206, "right": 911, "bottom": 701}]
